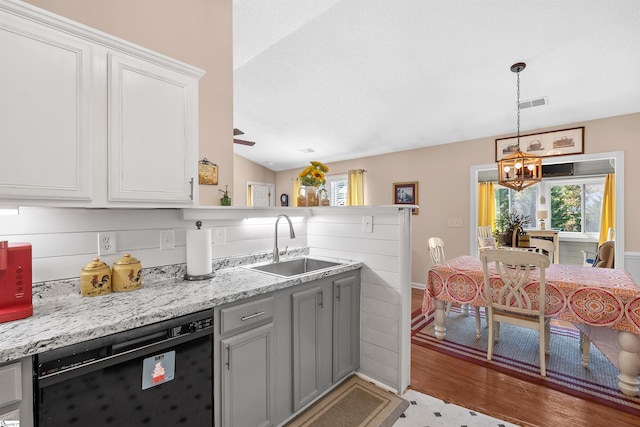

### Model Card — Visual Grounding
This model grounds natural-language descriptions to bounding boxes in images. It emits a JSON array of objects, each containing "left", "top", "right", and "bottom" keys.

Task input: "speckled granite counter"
[{"left": 0, "top": 253, "right": 362, "bottom": 363}]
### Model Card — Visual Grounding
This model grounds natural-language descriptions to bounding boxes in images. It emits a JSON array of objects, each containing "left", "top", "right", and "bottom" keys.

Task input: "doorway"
[{"left": 246, "top": 182, "right": 275, "bottom": 206}]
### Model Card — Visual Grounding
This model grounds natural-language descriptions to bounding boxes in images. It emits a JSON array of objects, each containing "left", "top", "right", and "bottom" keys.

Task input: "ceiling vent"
[{"left": 519, "top": 96, "right": 547, "bottom": 110}]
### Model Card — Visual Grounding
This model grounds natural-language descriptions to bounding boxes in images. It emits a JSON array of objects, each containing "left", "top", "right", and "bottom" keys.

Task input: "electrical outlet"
[
  {"left": 160, "top": 230, "right": 175, "bottom": 250},
  {"left": 98, "top": 232, "right": 117, "bottom": 255},
  {"left": 214, "top": 227, "right": 226, "bottom": 245}
]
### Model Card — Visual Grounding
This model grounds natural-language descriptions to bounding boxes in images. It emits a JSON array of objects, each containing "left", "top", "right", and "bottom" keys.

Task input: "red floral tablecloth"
[{"left": 424, "top": 255, "right": 640, "bottom": 334}]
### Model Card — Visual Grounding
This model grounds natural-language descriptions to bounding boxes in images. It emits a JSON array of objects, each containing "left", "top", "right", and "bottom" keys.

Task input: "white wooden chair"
[
  {"left": 480, "top": 249, "right": 551, "bottom": 376},
  {"left": 529, "top": 238, "right": 557, "bottom": 264},
  {"left": 429, "top": 237, "right": 483, "bottom": 337},
  {"left": 477, "top": 226, "right": 497, "bottom": 254}
]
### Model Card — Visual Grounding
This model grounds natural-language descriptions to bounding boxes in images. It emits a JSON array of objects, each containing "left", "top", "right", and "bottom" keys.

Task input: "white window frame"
[
  {"left": 542, "top": 176, "right": 605, "bottom": 241},
  {"left": 469, "top": 151, "right": 624, "bottom": 269},
  {"left": 325, "top": 173, "right": 348, "bottom": 206}
]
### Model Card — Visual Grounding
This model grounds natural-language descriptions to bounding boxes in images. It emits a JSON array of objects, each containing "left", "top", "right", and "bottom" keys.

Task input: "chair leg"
[
  {"left": 580, "top": 331, "right": 591, "bottom": 368},
  {"left": 461, "top": 303, "right": 470, "bottom": 316},
  {"left": 544, "top": 321, "right": 551, "bottom": 354},
  {"left": 540, "top": 320, "right": 548, "bottom": 377},
  {"left": 474, "top": 307, "right": 481, "bottom": 338},
  {"left": 445, "top": 301, "right": 452, "bottom": 317},
  {"left": 487, "top": 316, "right": 494, "bottom": 361}
]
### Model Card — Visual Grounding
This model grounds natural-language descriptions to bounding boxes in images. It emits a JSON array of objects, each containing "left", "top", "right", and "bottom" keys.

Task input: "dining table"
[{"left": 423, "top": 255, "right": 640, "bottom": 397}]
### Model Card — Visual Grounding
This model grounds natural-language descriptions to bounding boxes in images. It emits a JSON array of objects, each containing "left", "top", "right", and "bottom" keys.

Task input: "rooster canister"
[
  {"left": 81, "top": 258, "right": 112, "bottom": 297},
  {"left": 112, "top": 253, "right": 142, "bottom": 292}
]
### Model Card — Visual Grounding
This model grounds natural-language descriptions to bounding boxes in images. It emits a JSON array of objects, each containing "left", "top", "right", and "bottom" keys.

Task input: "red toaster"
[{"left": 0, "top": 241, "right": 33, "bottom": 323}]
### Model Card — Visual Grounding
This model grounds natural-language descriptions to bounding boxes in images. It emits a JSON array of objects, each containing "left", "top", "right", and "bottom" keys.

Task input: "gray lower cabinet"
[
  {"left": 215, "top": 296, "right": 276, "bottom": 427},
  {"left": 333, "top": 274, "right": 360, "bottom": 383},
  {"left": 291, "top": 272, "right": 361, "bottom": 413},
  {"left": 214, "top": 269, "right": 360, "bottom": 427},
  {"left": 291, "top": 285, "right": 332, "bottom": 411},
  {"left": 221, "top": 323, "right": 275, "bottom": 427},
  {"left": 0, "top": 357, "right": 33, "bottom": 427}
]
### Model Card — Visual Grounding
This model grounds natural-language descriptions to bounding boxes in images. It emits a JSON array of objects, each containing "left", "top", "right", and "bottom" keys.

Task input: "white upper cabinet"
[
  {"left": 0, "top": 5, "right": 94, "bottom": 202},
  {"left": 0, "top": 0, "right": 204, "bottom": 207},
  {"left": 107, "top": 53, "right": 198, "bottom": 203}
]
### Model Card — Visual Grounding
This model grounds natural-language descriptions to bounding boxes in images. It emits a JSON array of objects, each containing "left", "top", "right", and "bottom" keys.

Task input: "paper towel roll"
[{"left": 186, "top": 227, "right": 212, "bottom": 278}]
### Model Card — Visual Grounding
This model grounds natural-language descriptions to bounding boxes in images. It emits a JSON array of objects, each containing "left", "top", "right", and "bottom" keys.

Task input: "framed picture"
[
  {"left": 495, "top": 126, "right": 584, "bottom": 161},
  {"left": 393, "top": 181, "right": 419, "bottom": 214},
  {"left": 198, "top": 158, "right": 218, "bottom": 185}
]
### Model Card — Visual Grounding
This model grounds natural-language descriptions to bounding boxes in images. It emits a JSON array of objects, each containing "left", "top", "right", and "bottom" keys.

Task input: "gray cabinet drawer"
[{"left": 220, "top": 296, "right": 274, "bottom": 335}]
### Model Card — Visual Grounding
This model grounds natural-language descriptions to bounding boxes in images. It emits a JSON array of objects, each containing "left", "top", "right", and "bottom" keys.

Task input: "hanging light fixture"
[{"left": 497, "top": 62, "right": 542, "bottom": 191}]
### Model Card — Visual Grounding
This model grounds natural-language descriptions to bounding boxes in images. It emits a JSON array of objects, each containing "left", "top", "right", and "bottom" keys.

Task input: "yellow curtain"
[
  {"left": 347, "top": 169, "right": 365, "bottom": 206},
  {"left": 599, "top": 173, "right": 615, "bottom": 245},
  {"left": 477, "top": 182, "right": 496, "bottom": 231},
  {"left": 292, "top": 178, "right": 301, "bottom": 207}
]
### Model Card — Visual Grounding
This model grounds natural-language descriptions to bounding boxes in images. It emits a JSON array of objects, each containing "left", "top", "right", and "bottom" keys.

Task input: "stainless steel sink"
[{"left": 248, "top": 258, "right": 342, "bottom": 277}]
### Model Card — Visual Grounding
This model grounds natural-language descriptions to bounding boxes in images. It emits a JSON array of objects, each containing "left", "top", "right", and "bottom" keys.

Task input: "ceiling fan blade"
[
  {"left": 233, "top": 128, "right": 244, "bottom": 136},
  {"left": 233, "top": 138, "right": 256, "bottom": 146}
]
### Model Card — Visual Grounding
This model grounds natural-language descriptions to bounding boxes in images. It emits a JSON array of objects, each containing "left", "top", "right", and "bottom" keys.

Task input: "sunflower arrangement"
[{"left": 298, "top": 161, "right": 329, "bottom": 187}]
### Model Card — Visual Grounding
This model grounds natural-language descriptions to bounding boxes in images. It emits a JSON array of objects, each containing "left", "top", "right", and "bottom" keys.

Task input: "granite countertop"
[{"left": 0, "top": 254, "right": 362, "bottom": 363}]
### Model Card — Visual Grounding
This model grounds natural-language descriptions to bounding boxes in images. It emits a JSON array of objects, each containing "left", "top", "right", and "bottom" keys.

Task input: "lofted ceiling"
[{"left": 233, "top": 0, "right": 640, "bottom": 172}]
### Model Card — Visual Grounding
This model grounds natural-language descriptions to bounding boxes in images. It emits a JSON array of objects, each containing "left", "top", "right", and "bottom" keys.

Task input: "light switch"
[
  {"left": 447, "top": 218, "right": 463, "bottom": 228},
  {"left": 361, "top": 216, "right": 373, "bottom": 233}
]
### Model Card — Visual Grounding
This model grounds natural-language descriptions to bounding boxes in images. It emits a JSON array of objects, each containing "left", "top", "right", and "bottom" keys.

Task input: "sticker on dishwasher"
[{"left": 142, "top": 350, "right": 176, "bottom": 390}]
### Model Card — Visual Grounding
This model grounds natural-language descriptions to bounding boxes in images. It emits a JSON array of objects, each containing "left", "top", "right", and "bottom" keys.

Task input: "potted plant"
[
  {"left": 495, "top": 212, "right": 532, "bottom": 247},
  {"left": 219, "top": 185, "right": 231, "bottom": 206}
]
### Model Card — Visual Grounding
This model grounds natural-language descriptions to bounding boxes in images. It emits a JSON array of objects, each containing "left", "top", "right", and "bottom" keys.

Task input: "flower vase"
[{"left": 298, "top": 186, "right": 319, "bottom": 206}]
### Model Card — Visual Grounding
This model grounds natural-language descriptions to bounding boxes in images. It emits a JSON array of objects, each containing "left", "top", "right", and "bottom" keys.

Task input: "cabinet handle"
[
  {"left": 241, "top": 311, "right": 265, "bottom": 321},
  {"left": 189, "top": 177, "right": 194, "bottom": 200},
  {"left": 226, "top": 345, "right": 230, "bottom": 370},
  {"left": 318, "top": 290, "right": 323, "bottom": 308},
  {"left": 336, "top": 285, "right": 341, "bottom": 301}
]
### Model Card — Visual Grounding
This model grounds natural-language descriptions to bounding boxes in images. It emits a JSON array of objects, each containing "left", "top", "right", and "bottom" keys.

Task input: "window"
[
  {"left": 547, "top": 177, "right": 604, "bottom": 233},
  {"left": 325, "top": 174, "right": 348, "bottom": 206},
  {"left": 495, "top": 185, "right": 538, "bottom": 228}
]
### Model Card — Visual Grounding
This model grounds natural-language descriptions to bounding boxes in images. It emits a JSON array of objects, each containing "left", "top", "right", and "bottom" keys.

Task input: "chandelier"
[{"left": 497, "top": 62, "right": 542, "bottom": 191}]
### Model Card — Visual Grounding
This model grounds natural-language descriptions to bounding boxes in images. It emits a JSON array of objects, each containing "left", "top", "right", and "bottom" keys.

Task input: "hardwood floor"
[{"left": 409, "top": 288, "right": 640, "bottom": 427}]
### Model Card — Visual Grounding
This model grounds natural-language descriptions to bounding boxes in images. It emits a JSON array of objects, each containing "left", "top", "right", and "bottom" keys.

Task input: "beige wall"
[
  {"left": 26, "top": 0, "right": 234, "bottom": 206},
  {"left": 233, "top": 154, "right": 277, "bottom": 206},
  {"left": 276, "top": 113, "right": 640, "bottom": 285}
]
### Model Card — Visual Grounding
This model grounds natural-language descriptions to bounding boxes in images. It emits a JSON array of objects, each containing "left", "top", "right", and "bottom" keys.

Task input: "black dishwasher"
[{"left": 34, "top": 310, "right": 213, "bottom": 427}]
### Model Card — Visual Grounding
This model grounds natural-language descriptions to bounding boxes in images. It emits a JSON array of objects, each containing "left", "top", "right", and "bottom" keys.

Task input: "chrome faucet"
[{"left": 273, "top": 214, "right": 296, "bottom": 263}]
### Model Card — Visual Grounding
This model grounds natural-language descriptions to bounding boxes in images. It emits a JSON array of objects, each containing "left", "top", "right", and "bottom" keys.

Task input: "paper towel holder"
[{"left": 184, "top": 221, "right": 215, "bottom": 281}]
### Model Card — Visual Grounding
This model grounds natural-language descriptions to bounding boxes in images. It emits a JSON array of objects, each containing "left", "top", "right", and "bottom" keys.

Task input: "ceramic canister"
[
  {"left": 81, "top": 258, "right": 112, "bottom": 297},
  {"left": 112, "top": 253, "right": 142, "bottom": 292}
]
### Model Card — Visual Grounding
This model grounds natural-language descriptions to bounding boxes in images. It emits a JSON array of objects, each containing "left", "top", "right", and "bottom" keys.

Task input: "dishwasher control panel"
[{"left": 36, "top": 310, "right": 213, "bottom": 378}]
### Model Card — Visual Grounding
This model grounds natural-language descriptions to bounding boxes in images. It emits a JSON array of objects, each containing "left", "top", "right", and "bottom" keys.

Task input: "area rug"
[
  {"left": 412, "top": 307, "right": 640, "bottom": 416},
  {"left": 285, "top": 375, "right": 409, "bottom": 427}
]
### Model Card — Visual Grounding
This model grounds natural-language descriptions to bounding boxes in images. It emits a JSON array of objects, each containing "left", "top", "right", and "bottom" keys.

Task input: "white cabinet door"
[
  {"left": 108, "top": 53, "right": 198, "bottom": 204},
  {"left": 0, "top": 12, "right": 93, "bottom": 201}
]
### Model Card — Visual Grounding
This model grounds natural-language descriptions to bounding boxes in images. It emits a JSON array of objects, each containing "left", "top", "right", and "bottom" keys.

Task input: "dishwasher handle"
[{"left": 111, "top": 330, "right": 169, "bottom": 355}]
